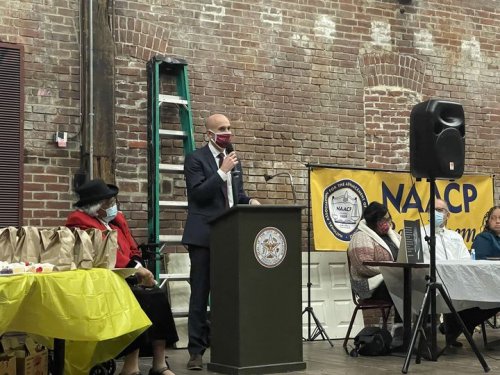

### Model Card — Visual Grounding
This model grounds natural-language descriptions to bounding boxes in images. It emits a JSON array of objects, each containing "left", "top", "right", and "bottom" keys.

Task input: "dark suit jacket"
[{"left": 182, "top": 144, "right": 251, "bottom": 248}]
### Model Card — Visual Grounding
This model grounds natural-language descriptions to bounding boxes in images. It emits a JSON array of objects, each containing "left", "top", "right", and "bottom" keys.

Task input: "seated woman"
[
  {"left": 472, "top": 206, "right": 500, "bottom": 260},
  {"left": 347, "top": 202, "right": 403, "bottom": 340},
  {"left": 66, "top": 179, "right": 178, "bottom": 375}
]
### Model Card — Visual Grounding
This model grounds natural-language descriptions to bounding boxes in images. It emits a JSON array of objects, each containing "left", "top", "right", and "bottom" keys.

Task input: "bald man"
[{"left": 182, "top": 114, "right": 260, "bottom": 370}]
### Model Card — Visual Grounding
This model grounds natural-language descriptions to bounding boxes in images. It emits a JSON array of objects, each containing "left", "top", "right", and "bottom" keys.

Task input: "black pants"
[
  {"left": 371, "top": 281, "right": 403, "bottom": 323},
  {"left": 187, "top": 245, "right": 211, "bottom": 355},
  {"left": 120, "top": 284, "right": 179, "bottom": 357},
  {"left": 443, "top": 307, "right": 500, "bottom": 343}
]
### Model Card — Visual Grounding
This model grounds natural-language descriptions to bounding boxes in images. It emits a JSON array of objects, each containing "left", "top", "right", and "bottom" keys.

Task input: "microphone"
[
  {"left": 264, "top": 172, "right": 297, "bottom": 204},
  {"left": 226, "top": 143, "right": 240, "bottom": 177},
  {"left": 226, "top": 143, "right": 239, "bottom": 207}
]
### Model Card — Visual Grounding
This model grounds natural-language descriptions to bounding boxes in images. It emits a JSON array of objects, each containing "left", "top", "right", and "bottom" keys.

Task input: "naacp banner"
[{"left": 311, "top": 167, "right": 493, "bottom": 251}]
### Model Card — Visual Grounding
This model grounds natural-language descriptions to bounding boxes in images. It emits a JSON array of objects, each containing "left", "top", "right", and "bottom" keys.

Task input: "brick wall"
[{"left": 1, "top": 0, "right": 499, "bottom": 243}]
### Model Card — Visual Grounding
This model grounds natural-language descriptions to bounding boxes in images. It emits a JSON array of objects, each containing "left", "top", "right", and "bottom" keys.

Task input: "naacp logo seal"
[
  {"left": 254, "top": 227, "right": 287, "bottom": 268},
  {"left": 323, "top": 179, "right": 368, "bottom": 242}
]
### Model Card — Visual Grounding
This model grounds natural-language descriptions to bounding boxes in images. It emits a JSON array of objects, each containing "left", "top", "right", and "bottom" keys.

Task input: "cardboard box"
[
  {"left": 15, "top": 348, "right": 47, "bottom": 375},
  {"left": 1, "top": 336, "right": 47, "bottom": 375},
  {"left": 0, "top": 354, "right": 16, "bottom": 375}
]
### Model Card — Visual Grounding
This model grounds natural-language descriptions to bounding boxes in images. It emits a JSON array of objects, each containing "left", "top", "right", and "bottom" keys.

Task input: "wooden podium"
[{"left": 207, "top": 205, "right": 306, "bottom": 374}]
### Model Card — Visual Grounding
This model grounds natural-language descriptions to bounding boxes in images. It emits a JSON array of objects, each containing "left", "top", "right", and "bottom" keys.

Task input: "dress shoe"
[
  {"left": 446, "top": 338, "right": 463, "bottom": 348},
  {"left": 187, "top": 354, "right": 203, "bottom": 371}
]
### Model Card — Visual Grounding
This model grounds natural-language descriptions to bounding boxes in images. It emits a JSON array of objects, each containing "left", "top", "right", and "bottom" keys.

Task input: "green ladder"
[{"left": 146, "top": 55, "right": 195, "bottom": 279}]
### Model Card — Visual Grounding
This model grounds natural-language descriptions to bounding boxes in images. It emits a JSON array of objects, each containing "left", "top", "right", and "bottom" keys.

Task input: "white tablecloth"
[{"left": 380, "top": 260, "right": 500, "bottom": 316}]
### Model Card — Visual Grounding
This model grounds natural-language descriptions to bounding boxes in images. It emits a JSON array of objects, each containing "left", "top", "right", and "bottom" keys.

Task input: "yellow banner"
[{"left": 311, "top": 167, "right": 494, "bottom": 251}]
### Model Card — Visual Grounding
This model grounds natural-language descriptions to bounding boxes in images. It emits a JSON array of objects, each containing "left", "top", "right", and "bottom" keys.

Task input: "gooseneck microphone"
[{"left": 264, "top": 172, "right": 297, "bottom": 204}]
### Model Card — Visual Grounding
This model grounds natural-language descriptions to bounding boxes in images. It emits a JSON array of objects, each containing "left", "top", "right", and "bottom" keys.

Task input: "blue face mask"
[
  {"left": 434, "top": 210, "right": 445, "bottom": 227},
  {"left": 103, "top": 204, "right": 118, "bottom": 223}
]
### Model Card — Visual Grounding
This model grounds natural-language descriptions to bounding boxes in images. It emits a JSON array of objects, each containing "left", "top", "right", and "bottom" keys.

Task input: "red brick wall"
[{"left": 1, "top": 0, "right": 499, "bottom": 245}]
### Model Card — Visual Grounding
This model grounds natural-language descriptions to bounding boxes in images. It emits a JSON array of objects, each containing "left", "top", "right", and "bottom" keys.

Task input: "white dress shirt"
[
  {"left": 421, "top": 224, "right": 470, "bottom": 262},
  {"left": 208, "top": 142, "right": 234, "bottom": 207}
]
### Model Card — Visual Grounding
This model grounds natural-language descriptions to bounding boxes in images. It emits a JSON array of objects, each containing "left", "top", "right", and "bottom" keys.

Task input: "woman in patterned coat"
[{"left": 348, "top": 201, "right": 402, "bottom": 325}]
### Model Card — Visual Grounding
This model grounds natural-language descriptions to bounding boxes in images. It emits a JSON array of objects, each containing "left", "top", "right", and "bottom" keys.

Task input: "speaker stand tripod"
[
  {"left": 302, "top": 165, "right": 333, "bottom": 347},
  {"left": 402, "top": 179, "right": 489, "bottom": 373}
]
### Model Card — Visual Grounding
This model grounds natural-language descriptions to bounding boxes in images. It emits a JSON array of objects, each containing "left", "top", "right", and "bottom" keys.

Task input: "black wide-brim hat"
[{"left": 74, "top": 178, "right": 119, "bottom": 207}]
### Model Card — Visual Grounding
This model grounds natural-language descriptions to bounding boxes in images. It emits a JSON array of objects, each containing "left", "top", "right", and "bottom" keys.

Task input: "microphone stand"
[
  {"left": 263, "top": 172, "right": 297, "bottom": 204},
  {"left": 264, "top": 168, "right": 333, "bottom": 346}
]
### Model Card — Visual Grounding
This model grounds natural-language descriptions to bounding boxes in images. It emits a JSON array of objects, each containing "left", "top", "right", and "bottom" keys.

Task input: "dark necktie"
[{"left": 217, "top": 153, "right": 229, "bottom": 208}]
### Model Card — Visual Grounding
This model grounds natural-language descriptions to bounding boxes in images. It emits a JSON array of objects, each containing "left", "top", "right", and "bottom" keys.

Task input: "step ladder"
[{"left": 146, "top": 55, "right": 195, "bottom": 279}]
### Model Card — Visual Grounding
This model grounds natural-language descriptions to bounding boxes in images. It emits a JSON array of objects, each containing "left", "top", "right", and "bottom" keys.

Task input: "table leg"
[
  {"left": 403, "top": 268, "right": 412, "bottom": 349},
  {"left": 53, "top": 338, "right": 65, "bottom": 375}
]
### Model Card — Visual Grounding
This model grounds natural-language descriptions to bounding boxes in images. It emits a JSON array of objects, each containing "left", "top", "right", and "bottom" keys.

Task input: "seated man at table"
[
  {"left": 66, "top": 179, "right": 178, "bottom": 375},
  {"left": 422, "top": 199, "right": 498, "bottom": 348},
  {"left": 472, "top": 205, "right": 500, "bottom": 259},
  {"left": 348, "top": 202, "right": 403, "bottom": 344},
  {"left": 421, "top": 199, "right": 470, "bottom": 262}
]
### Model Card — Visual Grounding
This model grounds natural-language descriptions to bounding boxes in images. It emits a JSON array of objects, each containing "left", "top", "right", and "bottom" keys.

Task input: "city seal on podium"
[
  {"left": 254, "top": 227, "right": 287, "bottom": 268},
  {"left": 323, "top": 179, "right": 368, "bottom": 241}
]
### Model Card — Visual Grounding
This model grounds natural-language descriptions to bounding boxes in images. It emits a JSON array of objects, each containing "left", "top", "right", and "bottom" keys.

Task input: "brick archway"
[
  {"left": 359, "top": 53, "right": 426, "bottom": 169},
  {"left": 114, "top": 16, "right": 170, "bottom": 61}
]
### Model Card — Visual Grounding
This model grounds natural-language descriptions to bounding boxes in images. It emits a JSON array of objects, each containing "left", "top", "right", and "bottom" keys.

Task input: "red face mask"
[
  {"left": 377, "top": 221, "right": 390, "bottom": 235},
  {"left": 210, "top": 131, "right": 232, "bottom": 149}
]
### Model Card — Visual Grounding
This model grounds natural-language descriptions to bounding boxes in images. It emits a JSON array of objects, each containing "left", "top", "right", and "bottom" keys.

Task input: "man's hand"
[
  {"left": 249, "top": 198, "right": 261, "bottom": 205},
  {"left": 220, "top": 151, "right": 239, "bottom": 173},
  {"left": 135, "top": 266, "right": 156, "bottom": 287}
]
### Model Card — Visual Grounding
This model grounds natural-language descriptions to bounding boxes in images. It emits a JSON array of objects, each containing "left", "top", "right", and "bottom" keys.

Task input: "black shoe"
[
  {"left": 187, "top": 354, "right": 203, "bottom": 371},
  {"left": 447, "top": 339, "right": 463, "bottom": 348}
]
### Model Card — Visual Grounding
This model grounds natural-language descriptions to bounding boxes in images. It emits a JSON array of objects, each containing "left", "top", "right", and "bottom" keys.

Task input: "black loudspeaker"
[{"left": 410, "top": 99, "right": 465, "bottom": 179}]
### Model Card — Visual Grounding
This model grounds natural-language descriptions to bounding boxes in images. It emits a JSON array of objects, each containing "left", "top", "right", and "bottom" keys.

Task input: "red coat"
[{"left": 66, "top": 210, "right": 142, "bottom": 268}]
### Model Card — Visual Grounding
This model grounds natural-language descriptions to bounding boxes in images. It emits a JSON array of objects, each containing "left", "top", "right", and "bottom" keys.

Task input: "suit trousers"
[{"left": 187, "top": 245, "right": 211, "bottom": 355}]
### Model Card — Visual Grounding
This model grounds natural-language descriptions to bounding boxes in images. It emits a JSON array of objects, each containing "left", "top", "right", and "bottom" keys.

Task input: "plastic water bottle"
[{"left": 471, "top": 248, "right": 476, "bottom": 260}]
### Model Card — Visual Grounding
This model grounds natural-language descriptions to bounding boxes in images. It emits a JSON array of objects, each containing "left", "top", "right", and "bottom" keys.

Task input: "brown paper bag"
[
  {"left": 15, "top": 226, "right": 42, "bottom": 263},
  {"left": 0, "top": 227, "right": 17, "bottom": 262},
  {"left": 100, "top": 230, "right": 117, "bottom": 269},
  {"left": 40, "top": 227, "right": 76, "bottom": 271},
  {"left": 86, "top": 228, "right": 117, "bottom": 269},
  {"left": 71, "top": 228, "right": 94, "bottom": 269}
]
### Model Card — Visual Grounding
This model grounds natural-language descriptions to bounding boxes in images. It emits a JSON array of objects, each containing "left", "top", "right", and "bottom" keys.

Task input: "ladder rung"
[
  {"left": 159, "top": 94, "right": 188, "bottom": 105},
  {"left": 159, "top": 200, "right": 188, "bottom": 208},
  {"left": 159, "top": 234, "right": 183, "bottom": 245},
  {"left": 159, "top": 129, "right": 187, "bottom": 139},
  {"left": 171, "top": 307, "right": 209, "bottom": 317},
  {"left": 172, "top": 309, "right": 189, "bottom": 318},
  {"left": 159, "top": 163, "right": 184, "bottom": 173},
  {"left": 159, "top": 273, "right": 190, "bottom": 281}
]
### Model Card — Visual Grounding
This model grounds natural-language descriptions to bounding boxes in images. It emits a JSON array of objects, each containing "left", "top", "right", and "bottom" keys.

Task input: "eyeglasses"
[{"left": 101, "top": 197, "right": 117, "bottom": 209}]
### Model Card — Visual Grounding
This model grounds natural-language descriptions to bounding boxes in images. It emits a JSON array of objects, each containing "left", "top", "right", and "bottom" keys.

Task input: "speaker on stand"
[
  {"left": 404, "top": 99, "right": 489, "bottom": 373},
  {"left": 410, "top": 100, "right": 465, "bottom": 179}
]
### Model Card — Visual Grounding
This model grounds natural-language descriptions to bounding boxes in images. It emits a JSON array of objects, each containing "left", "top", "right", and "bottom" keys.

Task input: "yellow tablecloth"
[{"left": 0, "top": 268, "right": 151, "bottom": 375}]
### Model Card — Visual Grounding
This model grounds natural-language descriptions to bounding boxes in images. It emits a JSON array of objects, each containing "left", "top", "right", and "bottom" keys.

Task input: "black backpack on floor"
[{"left": 350, "top": 326, "right": 392, "bottom": 357}]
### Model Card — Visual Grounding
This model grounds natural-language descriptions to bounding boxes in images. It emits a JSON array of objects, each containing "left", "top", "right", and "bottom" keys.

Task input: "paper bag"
[
  {"left": 86, "top": 228, "right": 117, "bottom": 269},
  {"left": 15, "top": 227, "right": 41, "bottom": 263},
  {"left": 0, "top": 226, "right": 17, "bottom": 262},
  {"left": 40, "top": 227, "right": 76, "bottom": 271},
  {"left": 71, "top": 228, "right": 94, "bottom": 269}
]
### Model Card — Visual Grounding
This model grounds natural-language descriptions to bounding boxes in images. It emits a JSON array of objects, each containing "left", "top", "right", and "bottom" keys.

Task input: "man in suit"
[{"left": 182, "top": 113, "right": 260, "bottom": 370}]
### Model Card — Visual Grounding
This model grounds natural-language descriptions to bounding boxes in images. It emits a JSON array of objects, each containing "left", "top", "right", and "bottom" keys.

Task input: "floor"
[{"left": 119, "top": 326, "right": 500, "bottom": 375}]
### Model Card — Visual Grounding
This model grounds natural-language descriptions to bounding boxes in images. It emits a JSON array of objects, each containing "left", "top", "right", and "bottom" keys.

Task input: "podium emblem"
[{"left": 254, "top": 227, "right": 287, "bottom": 268}]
